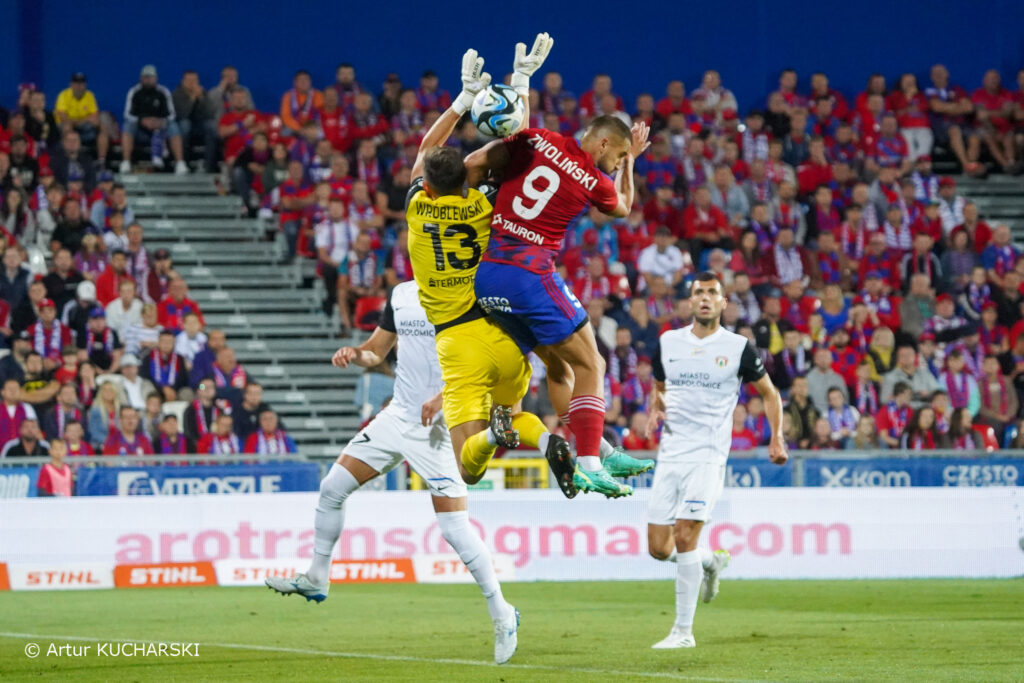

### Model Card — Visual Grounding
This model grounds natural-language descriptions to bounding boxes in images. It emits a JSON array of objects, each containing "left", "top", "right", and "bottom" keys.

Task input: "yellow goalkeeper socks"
[
  {"left": 511, "top": 412, "right": 547, "bottom": 449},
  {"left": 460, "top": 430, "right": 498, "bottom": 478}
]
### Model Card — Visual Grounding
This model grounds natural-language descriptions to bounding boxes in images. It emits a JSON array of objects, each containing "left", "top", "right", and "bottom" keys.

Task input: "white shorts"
[
  {"left": 343, "top": 407, "right": 466, "bottom": 498},
  {"left": 646, "top": 461, "right": 726, "bottom": 525}
]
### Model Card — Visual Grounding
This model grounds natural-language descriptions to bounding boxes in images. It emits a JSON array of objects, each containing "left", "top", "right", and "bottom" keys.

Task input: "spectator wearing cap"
[
  {"left": 0, "top": 246, "right": 31, "bottom": 310},
  {"left": 90, "top": 182, "right": 134, "bottom": 232},
  {"left": 49, "top": 128, "right": 96, "bottom": 194},
  {"left": 142, "top": 330, "right": 189, "bottom": 401},
  {"left": 55, "top": 72, "right": 108, "bottom": 164},
  {"left": 77, "top": 306, "right": 123, "bottom": 373},
  {"left": 12, "top": 276, "right": 48, "bottom": 334},
  {"left": 26, "top": 298, "right": 71, "bottom": 371},
  {"left": 910, "top": 155, "right": 939, "bottom": 202},
  {"left": 155, "top": 412, "right": 191, "bottom": 455},
  {"left": 378, "top": 73, "right": 404, "bottom": 118},
  {"left": 120, "top": 64, "right": 189, "bottom": 175},
  {"left": 172, "top": 70, "right": 219, "bottom": 173},
  {"left": 244, "top": 409, "right": 296, "bottom": 455},
  {"left": 118, "top": 353, "right": 157, "bottom": 410},
  {"left": 62, "top": 279, "right": 96, "bottom": 338},
  {"left": 95, "top": 249, "right": 133, "bottom": 306},
  {"left": 42, "top": 248, "right": 84, "bottom": 314},
  {"left": 105, "top": 278, "right": 143, "bottom": 338},
  {"left": 157, "top": 277, "right": 204, "bottom": 333}
]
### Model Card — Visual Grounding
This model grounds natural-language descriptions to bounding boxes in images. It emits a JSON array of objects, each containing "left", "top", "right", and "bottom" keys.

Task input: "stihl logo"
[
  {"left": 115, "top": 562, "right": 217, "bottom": 588},
  {"left": 27, "top": 570, "right": 103, "bottom": 586},
  {"left": 329, "top": 559, "right": 415, "bottom": 583}
]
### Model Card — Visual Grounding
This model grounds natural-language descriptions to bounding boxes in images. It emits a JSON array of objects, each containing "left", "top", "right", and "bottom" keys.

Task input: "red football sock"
[{"left": 568, "top": 395, "right": 604, "bottom": 458}]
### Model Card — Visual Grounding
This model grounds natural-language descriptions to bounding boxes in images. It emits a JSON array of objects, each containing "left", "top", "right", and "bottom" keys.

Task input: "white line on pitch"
[{"left": 0, "top": 631, "right": 757, "bottom": 682}]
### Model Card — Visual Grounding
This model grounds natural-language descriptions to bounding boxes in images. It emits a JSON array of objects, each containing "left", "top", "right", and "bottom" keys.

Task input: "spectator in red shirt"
[
  {"left": 924, "top": 63, "right": 984, "bottom": 176},
  {"left": 218, "top": 87, "right": 265, "bottom": 167},
  {"left": 36, "top": 438, "right": 73, "bottom": 496},
  {"left": 102, "top": 405, "right": 154, "bottom": 455},
  {"left": 797, "top": 138, "right": 834, "bottom": 197},
  {"left": 858, "top": 234, "right": 900, "bottom": 293},
  {"left": 682, "top": 186, "right": 732, "bottom": 260},
  {"left": 655, "top": 80, "right": 691, "bottom": 120},
  {"left": 580, "top": 74, "right": 623, "bottom": 117},
  {"left": 279, "top": 159, "right": 314, "bottom": 261},
  {"left": 642, "top": 185, "right": 685, "bottom": 238},
  {"left": 279, "top": 70, "right": 322, "bottom": 135},
  {"left": 318, "top": 87, "right": 352, "bottom": 153},
  {"left": 867, "top": 115, "right": 912, "bottom": 177},
  {"left": 951, "top": 201, "right": 993, "bottom": 254},
  {"left": 809, "top": 72, "right": 850, "bottom": 121},
  {"left": 562, "top": 229, "right": 606, "bottom": 283},
  {"left": 855, "top": 73, "right": 887, "bottom": 113},
  {"left": 972, "top": 69, "right": 1018, "bottom": 173},
  {"left": 622, "top": 411, "right": 658, "bottom": 451},
  {"left": 770, "top": 68, "right": 807, "bottom": 113},
  {"left": 853, "top": 92, "right": 886, "bottom": 153},
  {"left": 94, "top": 250, "right": 133, "bottom": 307},
  {"left": 157, "top": 277, "right": 205, "bottom": 333},
  {"left": 244, "top": 409, "right": 297, "bottom": 455},
  {"left": 731, "top": 403, "right": 759, "bottom": 452},
  {"left": 198, "top": 413, "right": 242, "bottom": 455},
  {"left": 887, "top": 73, "right": 933, "bottom": 162}
]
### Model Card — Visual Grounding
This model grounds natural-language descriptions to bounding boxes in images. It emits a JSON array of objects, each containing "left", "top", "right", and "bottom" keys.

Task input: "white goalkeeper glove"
[
  {"left": 510, "top": 32, "right": 554, "bottom": 96},
  {"left": 454, "top": 49, "right": 491, "bottom": 115}
]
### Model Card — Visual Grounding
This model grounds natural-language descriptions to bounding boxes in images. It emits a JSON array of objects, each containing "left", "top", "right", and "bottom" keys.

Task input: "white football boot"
[
  {"left": 265, "top": 573, "right": 329, "bottom": 603},
  {"left": 651, "top": 628, "right": 696, "bottom": 649},
  {"left": 493, "top": 607, "right": 519, "bottom": 664},
  {"left": 700, "top": 549, "right": 731, "bottom": 603}
]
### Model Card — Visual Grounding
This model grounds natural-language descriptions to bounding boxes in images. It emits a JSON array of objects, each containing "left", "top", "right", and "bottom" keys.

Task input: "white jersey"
[
  {"left": 379, "top": 280, "right": 444, "bottom": 424},
  {"left": 653, "top": 325, "right": 766, "bottom": 464}
]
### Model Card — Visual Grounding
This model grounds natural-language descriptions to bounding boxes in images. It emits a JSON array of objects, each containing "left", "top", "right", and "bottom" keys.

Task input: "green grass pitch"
[{"left": 1, "top": 579, "right": 1022, "bottom": 681}]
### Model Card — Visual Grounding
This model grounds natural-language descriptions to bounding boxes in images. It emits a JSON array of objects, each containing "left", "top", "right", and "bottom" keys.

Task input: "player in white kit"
[
  {"left": 644, "top": 272, "right": 788, "bottom": 649},
  {"left": 265, "top": 280, "right": 520, "bottom": 664}
]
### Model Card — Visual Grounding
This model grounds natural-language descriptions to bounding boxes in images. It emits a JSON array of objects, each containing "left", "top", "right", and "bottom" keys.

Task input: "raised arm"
[
  {"left": 411, "top": 49, "right": 491, "bottom": 180},
  {"left": 464, "top": 32, "right": 553, "bottom": 187}
]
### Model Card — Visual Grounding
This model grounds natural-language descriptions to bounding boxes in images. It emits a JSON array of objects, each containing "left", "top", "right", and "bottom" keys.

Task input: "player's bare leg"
[
  {"left": 266, "top": 454, "right": 377, "bottom": 602},
  {"left": 648, "top": 520, "right": 729, "bottom": 649},
  {"left": 431, "top": 494, "right": 519, "bottom": 663},
  {"left": 538, "top": 350, "right": 651, "bottom": 478}
]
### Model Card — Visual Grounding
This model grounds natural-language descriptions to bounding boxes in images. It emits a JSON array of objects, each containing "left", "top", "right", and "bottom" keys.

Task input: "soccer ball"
[{"left": 471, "top": 84, "right": 525, "bottom": 138}]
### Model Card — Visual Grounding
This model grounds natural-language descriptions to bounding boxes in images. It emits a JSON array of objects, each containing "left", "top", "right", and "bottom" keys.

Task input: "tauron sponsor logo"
[
  {"left": 819, "top": 466, "right": 912, "bottom": 487},
  {"left": 491, "top": 213, "right": 544, "bottom": 245}
]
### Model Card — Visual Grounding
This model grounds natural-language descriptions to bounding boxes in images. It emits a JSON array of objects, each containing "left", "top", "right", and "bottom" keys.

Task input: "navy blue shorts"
[{"left": 475, "top": 260, "right": 588, "bottom": 352}]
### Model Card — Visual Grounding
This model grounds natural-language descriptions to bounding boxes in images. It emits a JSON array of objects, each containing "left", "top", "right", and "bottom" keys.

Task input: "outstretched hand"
[
  {"left": 630, "top": 121, "right": 651, "bottom": 158},
  {"left": 460, "top": 48, "right": 491, "bottom": 97},
  {"left": 513, "top": 32, "right": 554, "bottom": 77}
]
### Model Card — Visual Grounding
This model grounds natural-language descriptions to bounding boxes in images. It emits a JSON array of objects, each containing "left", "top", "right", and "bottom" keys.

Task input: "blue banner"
[
  {"left": 803, "top": 458, "right": 1024, "bottom": 487},
  {"left": 75, "top": 463, "right": 322, "bottom": 496},
  {"left": 0, "top": 467, "right": 40, "bottom": 498},
  {"left": 626, "top": 459, "right": 792, "bottom": 489}
]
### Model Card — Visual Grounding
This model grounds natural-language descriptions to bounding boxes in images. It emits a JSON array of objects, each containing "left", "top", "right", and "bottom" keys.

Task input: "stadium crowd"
[{"left": 2, "top": 60, "right": 1024, "bottom": 493}]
